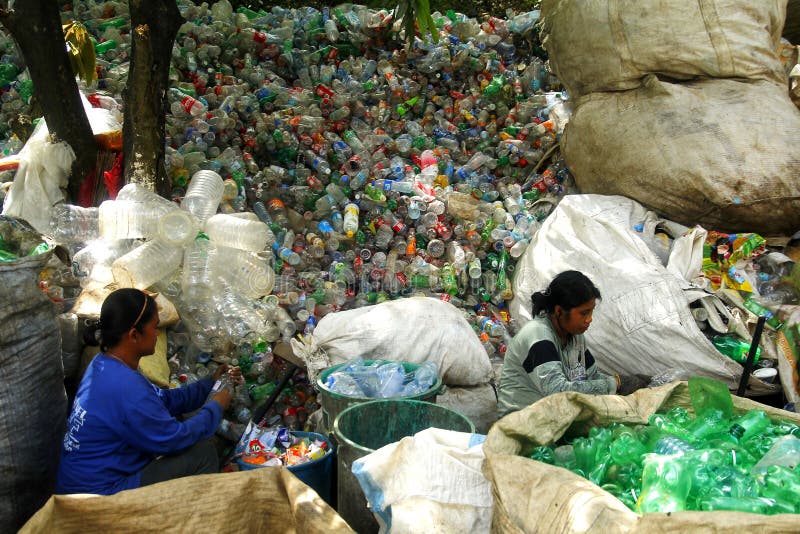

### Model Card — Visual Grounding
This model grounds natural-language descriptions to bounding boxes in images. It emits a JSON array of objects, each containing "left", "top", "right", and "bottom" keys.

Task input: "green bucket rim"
[
  {"left": 332, "top": 399, "right": 475, "bottom": 455},
  {"left": 316, "top": 359, "right": 443, "bottom": 401}
]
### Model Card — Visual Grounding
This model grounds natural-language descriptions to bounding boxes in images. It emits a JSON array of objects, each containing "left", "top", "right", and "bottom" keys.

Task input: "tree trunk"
[
  {"left": 786, "top": 0, "right": 800, "bottom": 44},
  {"left": 0, "top": 0, "right": 98, "bottom": 201},
  {"left": 123, "top": 0, "right": 183, "bottom": 197}
]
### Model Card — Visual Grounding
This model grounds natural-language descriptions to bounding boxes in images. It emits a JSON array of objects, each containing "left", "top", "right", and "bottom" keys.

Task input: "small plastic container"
[{"left": 752, "top": 367, "right": 777, "bottom": 384}]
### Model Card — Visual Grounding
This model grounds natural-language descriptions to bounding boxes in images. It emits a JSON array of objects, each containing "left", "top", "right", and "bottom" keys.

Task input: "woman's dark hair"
[
  {"left": 531, "top": 270, "right": 601, "bottom": 316},
  {"left": 83, "top": 288, "right": 157, "bottom": 351}
]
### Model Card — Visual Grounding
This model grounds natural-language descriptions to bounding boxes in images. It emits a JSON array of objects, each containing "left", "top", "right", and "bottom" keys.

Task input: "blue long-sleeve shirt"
[{"left": 56, "top": 354, "right": 223, "bottom": 495}]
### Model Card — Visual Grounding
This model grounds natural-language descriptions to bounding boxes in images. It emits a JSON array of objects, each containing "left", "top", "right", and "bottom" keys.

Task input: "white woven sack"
[
  {"left": 291, "top": 297, "right": 492, "bottom": 387},
  {"left": 508, "top": 194, "right": 755, "bottom": 390}
]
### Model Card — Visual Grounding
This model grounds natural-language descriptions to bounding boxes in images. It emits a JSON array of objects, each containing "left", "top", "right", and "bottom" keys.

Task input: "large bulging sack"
[
  {"left": 562, "top": 77, "right": 800, "bottom": 235},
  {"left": 291, "top": 297, "right": 493, "bottom": 387},
  {"left": 483, "top": 383, "right": 800, "bottom": 533},
  {"left": 0, "top": 250, "right": 68, "bottom": 532},
  {"left": 540, "top": 0, "right": 787, "bottom": 98},
  {"left": 508, "top": 194, "right": 776, "bottom": 393}
]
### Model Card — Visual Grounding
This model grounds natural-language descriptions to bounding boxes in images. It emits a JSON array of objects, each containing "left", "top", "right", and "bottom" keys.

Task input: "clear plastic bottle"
[
  {"left": 49, "top": 204, "right": 100, "bottom": 244},
  {"left": 217, "top": 245, "right": 275, "bottom": 299},
  {"left": 98, "top": 199, "right": 165, "bottom": 240},
  {"left": 112, "top": 239, "right": 183, "bottom": 290},
  {"left": 342, "top": 202, "right": 359, "bottom": 239},
  {"left": 169, "top": 87, "right": 206, "bottom": 117},
  {"left": 207, "top": 371, "right": 234, "bottom": 400},
  {"left": 205, "top": 213, "right": 270, "bottom": 251},
  {"left": 182, "top": 233, "right": 218, "bottom": 301},
  {"left": 181, "top": 170, "right": 225, "bottom": 225}
]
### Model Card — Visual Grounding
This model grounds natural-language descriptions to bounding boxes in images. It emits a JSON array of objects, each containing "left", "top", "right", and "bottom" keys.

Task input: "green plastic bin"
[
  {"left": 316, "top": 360, "right": 444, "bottom": 432},
  {"left": 333, "top": 399, "right": 475, "bottom": 534}
]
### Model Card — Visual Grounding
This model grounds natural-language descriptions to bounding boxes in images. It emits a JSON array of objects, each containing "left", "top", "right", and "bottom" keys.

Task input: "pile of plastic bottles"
[
  {"left": 526, "top": 406, "right": 800, "bottom": 515},
  {"left": 324, "top": 358, "right": 439, "bottom": 398},
  {"left": 234, "top": 424, "right": 330, "bottom": 468},
  {"left": 29, "top": 0, "right": 574, "bottom": 350},
  {"left": 2, "top": 0, "right": 577, "bottom": 436}
]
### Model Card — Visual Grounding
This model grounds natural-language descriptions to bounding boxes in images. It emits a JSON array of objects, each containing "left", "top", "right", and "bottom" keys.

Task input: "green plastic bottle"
[
  {"left": 609, "top": 433, "right": 648, "bottom": 465},
  {"left": 686, "top": 408, "right": 730, "bottom": 443},
  {"left": 729, "top": 410, "right": 771, "bottom": 443},
  {"left": 760, "top": 465, "right": 800, "bottom": 513},
  {"left": 636, "top": 454, "right": 691, "bottom": 513},
  {"left": 742, "top": 297, "right": 782, "bottom": 329},
  {"left": 712, "top": 335, "right": 761, "bottom": 364},
  {"left": 529, "top": 446, "right": 555, "bottom": 464}
]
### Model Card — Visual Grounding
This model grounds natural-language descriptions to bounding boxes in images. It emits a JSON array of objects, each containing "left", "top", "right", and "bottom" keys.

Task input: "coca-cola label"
[{"left": 180, "top": 96, "right": 195, "bottom": 114}]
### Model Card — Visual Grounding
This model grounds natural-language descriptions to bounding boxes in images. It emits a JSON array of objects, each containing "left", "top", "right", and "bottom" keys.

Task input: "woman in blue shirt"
[{"left": 56, "top": 288, "right": 240, "bottom": 495}]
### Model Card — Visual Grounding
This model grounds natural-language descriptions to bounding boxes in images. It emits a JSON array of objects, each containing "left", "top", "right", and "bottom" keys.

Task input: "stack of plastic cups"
[
  {"left": 111, "top": 239, "right": 183, "bottom": 290},
  {"left": 180, "top": 170, "right": 225, "bottom": 227}
]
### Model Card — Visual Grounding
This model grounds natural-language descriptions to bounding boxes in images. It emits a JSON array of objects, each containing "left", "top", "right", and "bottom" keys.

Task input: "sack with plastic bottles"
[
  {"left": 20, "top": 467, "right": 352, "bottom": 533},
  {"left": 508, "top": 194, "right": 777, "bottom": 395},
  {"left": 291, "top": 297, "right": 493, "bottom": 387},
  {"left": 0, "top": 240, "right": 67, "bottom": 531},
  {"left": 483, "top": 382, "right": 800, "bottom": 533},
  {"left": 562, "top": 77, "right": 800, "bottom": 236}
]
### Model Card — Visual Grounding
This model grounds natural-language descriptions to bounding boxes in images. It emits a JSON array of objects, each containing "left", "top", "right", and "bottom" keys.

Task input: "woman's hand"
[
  {"left": 212, "top": 363, "right": 243, "bottom": 383},
  {"left": 212, "top": 364, "right": 229, "bottom": 382},
  {"left": 617, "top": 374, "right": 651, "bottom": 395},
  {"left": 228, "top": 365, "right": 243, "bottom": 384}
]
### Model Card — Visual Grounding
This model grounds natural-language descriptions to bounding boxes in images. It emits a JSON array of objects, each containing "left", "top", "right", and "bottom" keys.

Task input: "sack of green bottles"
[{"left": 483, "top": 379, "right": 800, "bottom": 533}]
